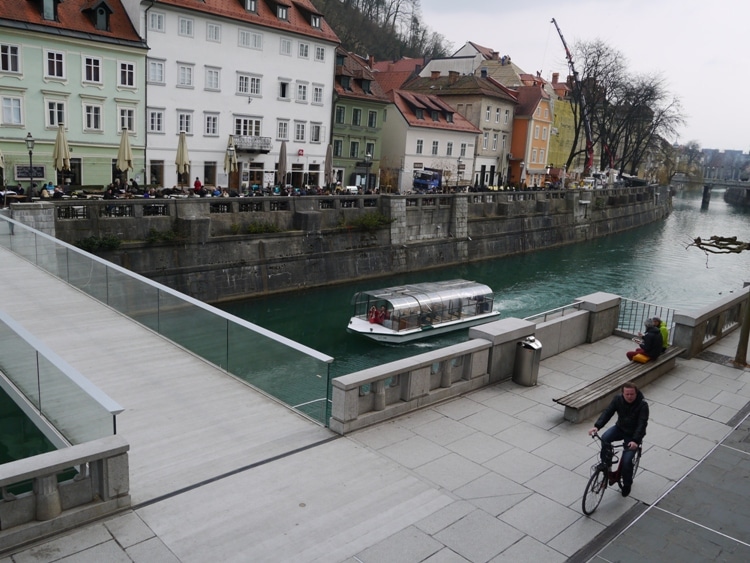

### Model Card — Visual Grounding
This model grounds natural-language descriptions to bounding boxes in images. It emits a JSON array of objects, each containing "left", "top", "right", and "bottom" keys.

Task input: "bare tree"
[{"left": 687, "top": 236, "right": 750, "bottom": 366}]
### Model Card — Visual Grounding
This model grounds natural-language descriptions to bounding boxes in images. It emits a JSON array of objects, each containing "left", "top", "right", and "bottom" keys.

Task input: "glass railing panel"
[
  {"left": 32, "top": 230, "right": 66, "bottom": 278},
  {"left": 66, "top": 248, "right": 109, "bottom": 301},
  {"left": 158, "top": 291, "right": 229, "bottom": 369},
  {"left": 7, "top": 225, "right": 37, "bottom": 262},
  {"left": 227, "top": 321, "right": 331, "bottom": 423},
  {"left": 106, "top": 267, "right": 160, "bottom": 332},
  {"left": 0, "top": 323, "right": 41, "bottom": 410},
  {"left": 36, "top": 354, "right": 114, "bottom": 443}
]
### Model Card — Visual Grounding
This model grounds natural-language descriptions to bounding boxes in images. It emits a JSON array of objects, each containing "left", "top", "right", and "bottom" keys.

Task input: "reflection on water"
[{"left": 220, "top": 189, "right": 749, "bottom": 376}]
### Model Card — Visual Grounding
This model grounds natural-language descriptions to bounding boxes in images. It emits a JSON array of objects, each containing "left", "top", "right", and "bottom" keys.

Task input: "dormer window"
[
  {"left": 42, "top": 0, "right": 60, "bottom": 21},
  {"left": 277, "top": 6, "right": 288, "bottom": 20},
  {"left": 95, "top": 7, "right": 108, "bottom": 30},
  {"left": 340, "top": 76, "right": 351, "bottom": 91},
  {"left": 446, "top": 113, "right": 454, "bottom": 123},
  {"left": 245, "top": 0, "right": 257, "bottom": 12},
  {"left": 431, "top": 111, "right": 439, "bottom": 122},
  {"left": 361, "top": 79, "right": 371, "bottom": 94},
  {"left": 311, "top": 14, "right": 321, "bottom": 28},
  {"left": 335, "top": 53, "right": 345, "bottom": 66},
  {"left": 415, "top": 109, "right": 424, "bottom": 120}
]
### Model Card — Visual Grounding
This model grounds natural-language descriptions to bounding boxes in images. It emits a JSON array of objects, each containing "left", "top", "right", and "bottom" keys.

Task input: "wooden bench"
[{"left": 553, "top": 346, "right": 685, "bottom": 423}]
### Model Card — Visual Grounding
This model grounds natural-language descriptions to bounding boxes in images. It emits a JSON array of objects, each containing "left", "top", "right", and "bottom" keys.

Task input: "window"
[
  {"left": 335, "top": 105, "right": 345, "bottom": 124},
  {"left": 238, "top": 74, "right": 261, "bottom": 96},
  {"left": 234, "top": 117, "right": 261, "bottom": 136},
  {"left": 239, "top": 30, "right": 262, "bottom": 49},
  {"left": 277, "top": 120, "right": 289, "bottom": 140},
  {"left": 534, "top": 125, "right": 540, "bottom": 139},
  {"left": 502, "top": 134, "right": 507, "bottom": 151},
  {"left": 340, "top": 76, "right": 351, "bottom": 90},
  {"left": 495, "top": 108, "right": 500, "bottom": 123},
  {"left": 279, "top": 80, "right": 290, "bottom": 100},
  {"left": 431, "top": 111, "right": 439, "bottom": 122},
  {"left": 84, "top": 104, "right": 102, "bottom": 131},
  {"left": 298, "top": 43, "right": 309, "bottom": 58},
  {"left": 504, "top": 109, "right": 509, "bottom": 124},
  {"left": 460, "top": 143, "right": 467, "bottom": 157},
  {"left": 361, "top": 79, "right": 371, "bottom": 94},
  {"left": 1, "top": 45, "right": 20, "bottom": 73},
  {"left": 366, "top": 110, "right": 377, "bottom": 128},
  {"left": 245, "top": 0, "right": 257, "bottom": 11},
  {"left": 535, "top": 107, "right": 540, "bottom": 116},
  {"left": 207, "top": 23, "right": 221, "bottom": 42},
  {"left": 177, "top": 111, "right": 192, "bottom": 134},
  {"left": 296, "top": 83, "right": 307, "bottom": 102},
  {"left": 492, "top": 133, "right": 498, "bottom": 151},
  {"left": 542, "top": 127, "right": 547, "bottom": 140},
  {"left": 178, "top": 17, "right": 194, "bottom": 37},
  {"left": 544, "top": 108, "right": 549, "bottom": 118},
  {"left": 531, "top": 148, "right": 537, "bottom": 163},
  {"left": 205, "top": 67, "right": 220, "bottom": 90},
  {"left": 43, "top": 0, "right": 57, "bottom": 21},
  {"left": 177, "top": 64, "right": 194, "bottom": 88},
  {"left": 46, "top": 50, "right": 65, "bottom": 79},
  {"left": 311, "top": 123, "right": 321, "bottom": 143},
  {"left": 446, "top": 112, "right": 453, "bottom": 123},
  {"left": 416, "top": 139, "right": 423, "bottom": 155},
  {"left": 485, "top": 105, "right": 490, "bottom": 121},
  {"left": 148, "top": 60, "right": 164, "bottom": 84},
  {"left": 277, "top": 6, "right": 288, "bottom": 20},
  {"left": 295, "top": 121, "right": 305, "bottom": 142},
  {"left": 482, "top": 132, "right": 488, "bottom": 150},
  {"left": 280, "top": 38, "right": 292, "bottom": 56},
  {"left": 333, "top": 139, "right": 342, "bottom": 157},
  {"left": 148, "top": 11, "right": 165, "bottom": 31},
  {"left": 1, "top": 97, "right": 22, "bottom": 125},
  {"left": 349, "top": 141, "right": 359, "bottom": 158},
  {"left": 540, "top": 149, "right": 545, "bottom": 163},
  {"left": 148, "top": 109, "right": 164, "bottom": 133},
  {"left": 119, "top": 61, "right": 135, "bottom": 87},
  {"left": 205, "top": 113, "right": 219, "bottom": 136},
  {"left": 431, "top": 140, "right": 439, "bottom": 156},
  {"left": 315, "top": 46, "right": 325, "bottom": 62},
  {"left": 352, "top": 108, "right": 361, "bottom": 126},
  {"left": 446, "top": 142, "right": 453, "bottom": 157},
  {"left": 46, "top": 100, "right": 65, "bottom": 126},
  {"left": 83, "top": 56, "right": 101, "bottom": 83},
  {"left": 120, "top": 107, "right": 135, "bottom": 132},
  {"left": 311, "top": 14, "right": 321, "bottom": 28},
  {"left": 366, "top": 142, "right": 374, "bottom": 158},
  {"left": 415, "top": 109, "right": 424, "bottom": 120},
  {"left": 313, "top": 85, "right": 323, "bottom": 104}
]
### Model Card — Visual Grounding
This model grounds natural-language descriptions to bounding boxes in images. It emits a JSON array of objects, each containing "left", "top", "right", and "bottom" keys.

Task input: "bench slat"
[{"left": 553, "top": 346, "right": 684, "bottom": 421}]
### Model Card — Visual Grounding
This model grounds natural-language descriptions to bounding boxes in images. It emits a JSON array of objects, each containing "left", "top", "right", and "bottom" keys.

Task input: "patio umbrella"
[
  {"left": 277, "top": 140, "right": 287, "bottom": 187},
  {"left": 52, "top": 123, "right": 71, "bottom": 172},
  {"left": 224, "top": 134, "right": 238, "bottom": 174},
  {"left": 116, "top": 128, "right": 133, "bottom": 181},
  {"left": 324, "top": 144, "right": 333, "bottom": 188},
  {"left": 175, "top": 131, "right": 190, "bottom": 186}
]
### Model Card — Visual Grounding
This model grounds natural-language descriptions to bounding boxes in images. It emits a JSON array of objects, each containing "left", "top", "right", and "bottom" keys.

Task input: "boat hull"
[{"left": 347, "top": 311, "right": 500, "bottom": 343}]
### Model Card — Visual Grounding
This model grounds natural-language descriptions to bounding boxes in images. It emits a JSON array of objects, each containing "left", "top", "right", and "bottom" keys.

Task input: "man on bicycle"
[{"left": 588, "top": 381, "right": 649, "bottom": 497}]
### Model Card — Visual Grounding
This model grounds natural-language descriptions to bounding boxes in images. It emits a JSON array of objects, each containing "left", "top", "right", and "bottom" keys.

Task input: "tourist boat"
[{"left": 347, "top": 279, "right": 500, "bottom": 343}]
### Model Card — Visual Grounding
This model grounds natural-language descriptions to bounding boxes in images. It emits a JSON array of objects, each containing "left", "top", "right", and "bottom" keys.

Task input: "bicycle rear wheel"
[{"left": 582, "top": 467, "right": 607, "bottom": 515}]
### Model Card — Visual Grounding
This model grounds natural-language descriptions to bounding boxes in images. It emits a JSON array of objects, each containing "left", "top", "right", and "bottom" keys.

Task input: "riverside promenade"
[{"left": 1, "top": 245, "right": 749, "bottom": 562}]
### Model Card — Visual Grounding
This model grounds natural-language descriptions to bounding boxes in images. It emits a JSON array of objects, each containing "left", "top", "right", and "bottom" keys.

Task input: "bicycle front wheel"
[
  {"left": 582, "top": 468, "right": 607, "bottom": 515},
  {"left": 632, "top": 448, "right": 641, "bottom": 480}
]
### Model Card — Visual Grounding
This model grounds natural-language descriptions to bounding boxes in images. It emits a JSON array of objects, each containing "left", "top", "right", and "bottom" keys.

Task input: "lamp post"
[
  {"left": 226, "top": 144, "right": 236, "bottom": 191},
  {"left": 364, "top": 152, "right": 372, "bottom": 190},
  {"left": 457, "top": 157, "right": 463, "bottom": 189},
  {"left": 25, "top": 132, "right": 35, "bottom": 199}
]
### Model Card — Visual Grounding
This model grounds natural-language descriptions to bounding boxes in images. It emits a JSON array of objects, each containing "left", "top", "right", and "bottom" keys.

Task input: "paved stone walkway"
[{"left": 1, "top": 246, "right": 748, "bottom": 562}]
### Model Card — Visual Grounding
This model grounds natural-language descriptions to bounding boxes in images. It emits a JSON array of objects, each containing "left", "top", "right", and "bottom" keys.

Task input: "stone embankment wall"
[{"left": 33, "top": 186, "right": 670, "bottom": 302}]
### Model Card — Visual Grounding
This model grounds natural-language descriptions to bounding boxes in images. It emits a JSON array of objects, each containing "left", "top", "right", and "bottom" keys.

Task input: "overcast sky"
[{"left": 421, "top": 0, "right": 746, "bottom": 152}]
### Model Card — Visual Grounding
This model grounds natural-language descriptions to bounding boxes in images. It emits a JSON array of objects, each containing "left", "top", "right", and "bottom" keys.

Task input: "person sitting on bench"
[{"left": 627, "top": 318, "right": 663, "bottom": 362}]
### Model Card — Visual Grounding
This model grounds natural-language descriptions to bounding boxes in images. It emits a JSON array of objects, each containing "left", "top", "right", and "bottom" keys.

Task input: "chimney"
[
  {"left": 448, "top": 70, "right": 459, "bottom": 85},
  {"left": 368, "top": 55, "right": 375, "bottom": 68},
  {"left": 480, "top": 68, "right": 488, "bottom": 78},
  {"left": 431, "top": 70, "right": 440, "bottom": 80},
  {"left": 552, "top": 72, "right": 559, "bottom": 84},
  {"left": 490, "top": 51, "right": 499, "bottom": 61}
]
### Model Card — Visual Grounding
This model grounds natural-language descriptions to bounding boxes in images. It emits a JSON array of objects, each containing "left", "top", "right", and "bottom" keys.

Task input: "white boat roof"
[{"left": 353, "top": 279, "right": 493, "bottom": 309}]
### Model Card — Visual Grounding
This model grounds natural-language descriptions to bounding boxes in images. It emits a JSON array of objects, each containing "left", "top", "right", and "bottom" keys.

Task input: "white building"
[
  {"left": 381, "top": 90, "right": 481, "bottom": 193},
  {"left": 122, "top": 0, "right": 339, "bottom": 191}
]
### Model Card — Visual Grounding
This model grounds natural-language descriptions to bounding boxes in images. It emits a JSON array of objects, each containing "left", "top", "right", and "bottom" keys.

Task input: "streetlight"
[
  {"left": 25, "top": 132, "right": 35, "bottom": 199},
  {"left": 457, "top": 157, "right": 463, "bottom": 188},
  {"left": 226, "top": 144, "right": 236, "bottom": 190},
  {"left": 364, "top": 152, "right": 372, "bottom": 189}
]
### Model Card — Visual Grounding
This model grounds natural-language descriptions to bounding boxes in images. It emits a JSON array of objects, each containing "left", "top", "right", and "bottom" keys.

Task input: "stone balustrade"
[{"left": 0, "top": 435, "right": 130, "bottom": 550}]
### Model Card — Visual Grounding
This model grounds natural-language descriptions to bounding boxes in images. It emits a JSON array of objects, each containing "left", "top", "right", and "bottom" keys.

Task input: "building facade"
[{"left": 0, "top": 0, "right": 147, "bottom": 190}]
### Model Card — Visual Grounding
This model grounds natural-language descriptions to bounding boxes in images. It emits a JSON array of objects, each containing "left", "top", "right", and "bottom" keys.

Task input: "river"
[{"left": 219, "top": 188, "right": 750, "bottom": 377}]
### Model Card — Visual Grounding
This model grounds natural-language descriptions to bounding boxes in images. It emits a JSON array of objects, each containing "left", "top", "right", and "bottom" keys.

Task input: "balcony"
[{"left": 232, "top": 135, "right": 273, "bottom": 153}]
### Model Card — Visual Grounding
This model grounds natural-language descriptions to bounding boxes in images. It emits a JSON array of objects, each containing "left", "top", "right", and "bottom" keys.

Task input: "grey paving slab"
[
  {"left": 11, "top": 525, "right": 112, "bottom": 563},
  {"left": 354, "top": 526, "right": 443, "bottom": 563},
  {"left": 493, "top": 421, "right": 557, "bottom": 452},
  {"left": 379, "top": 434, "right": 452, "bottom": 469},
  {"left": 433, "top": 397, "right": 487, "bottom": 420},
  {"left": 103, "top": 512, "right": 155, "bottom": 549},
  {"left": 414, "top": 452, "right": 490, "bottom": 491},
  {"left": 452, "top": 472, "right": 531, "bottom": 516},
  {"left": 484, "top": 447, "right": 555, "bottom": 484},
  {"left": 488, "top": 535, "right": 567, "bottom": 563},
  {"left": 525, "top": 465, "right": 590, "bottom": 506},
  {"left": 412, "top": 414, "right": 479, "bottom": 446},
  {"left": 445, "top": 431, "right": 514, "bottom": 464},
  {"left": 434, "top": 509, "right": 523, "bottom": 563},
  {"left": 498, "top": 493, "right": 580, "bottom": 543},
  {"left": 416, "top": 501, "right": 477, "bottom": 536},
  {"left": 126, "top": 537, "right": 181, "bottom": 563},
  {"left": 423, "top": 547, "right": 471, "bottom": 562}
]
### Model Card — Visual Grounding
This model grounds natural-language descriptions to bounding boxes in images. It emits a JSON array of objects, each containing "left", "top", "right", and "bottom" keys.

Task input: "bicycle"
[{"left": 582, "top": 433, "right": 642, "bottom": 515}]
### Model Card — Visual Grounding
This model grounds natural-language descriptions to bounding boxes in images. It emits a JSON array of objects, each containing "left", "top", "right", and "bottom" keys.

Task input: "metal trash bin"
[{"left": 513, "top": 336, "right": 542, "bottom": 386}]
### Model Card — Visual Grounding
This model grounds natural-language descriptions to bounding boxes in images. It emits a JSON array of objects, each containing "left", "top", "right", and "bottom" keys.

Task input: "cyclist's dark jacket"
[{"left": 594, "top": 390, "right": 649, "bottom": 444}]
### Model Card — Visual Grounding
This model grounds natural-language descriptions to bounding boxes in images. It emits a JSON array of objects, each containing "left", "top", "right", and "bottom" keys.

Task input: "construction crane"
[{"left": 551, "top": 18, "right": 595, "bottom": 177}]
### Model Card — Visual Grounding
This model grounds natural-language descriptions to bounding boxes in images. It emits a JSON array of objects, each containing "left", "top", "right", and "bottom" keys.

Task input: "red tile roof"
[
  {"left": 0, "top": 0, "right": 142, "bottom": 43},
  {"left": 371, "top": 57, "right": 425, "bottom": 94},
  {"left": 335, "top": 48, "right": 389, "bottom": 103},
  {"left": 390, "top": 90, "right": 480, "bottom": 134},
  {"left": 151, "top": 0, "right": 339, "bottom": 43}
]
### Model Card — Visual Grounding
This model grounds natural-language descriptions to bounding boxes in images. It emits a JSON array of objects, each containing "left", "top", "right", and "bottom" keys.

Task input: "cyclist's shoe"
[{"left": 621, "top": 484, "right": 631, "bottom": 497}]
